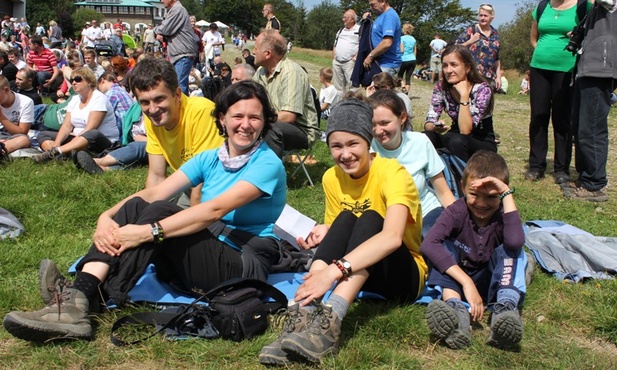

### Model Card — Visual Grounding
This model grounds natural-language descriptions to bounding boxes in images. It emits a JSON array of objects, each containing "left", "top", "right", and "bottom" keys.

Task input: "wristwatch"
[
  {"left": 340, "top": 258, "right": 352, "bottom": 275},
  {"left": 150, "top": 222, "right": 164, "bottom": 244}
]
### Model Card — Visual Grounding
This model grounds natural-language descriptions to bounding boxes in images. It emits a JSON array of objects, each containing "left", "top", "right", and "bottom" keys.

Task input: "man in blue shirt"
[{"left": 363, "top": 0, "right": 402, "bottom": 78}]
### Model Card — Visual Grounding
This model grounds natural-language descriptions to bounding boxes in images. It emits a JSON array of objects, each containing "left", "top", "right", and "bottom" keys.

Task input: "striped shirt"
[{"left": 26, "top": 48, "right": 57, "bottom": 73}]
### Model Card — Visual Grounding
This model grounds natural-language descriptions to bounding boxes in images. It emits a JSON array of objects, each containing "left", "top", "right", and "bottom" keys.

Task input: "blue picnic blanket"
[
  {"left": 524, "top": 220, "right": 617, "bottom": 282},
  {"left": 69, "top": 260, "right": 439, "bottom": 306}
]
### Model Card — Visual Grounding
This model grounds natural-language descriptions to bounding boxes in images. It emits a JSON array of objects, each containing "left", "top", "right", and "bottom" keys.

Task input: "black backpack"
[{"left": 202, "top": 77, "right": 225, "bottom": 101}]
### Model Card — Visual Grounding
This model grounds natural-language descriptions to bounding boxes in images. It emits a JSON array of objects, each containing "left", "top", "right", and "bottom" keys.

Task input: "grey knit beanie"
[{"left": 326, "top": 99, "right": 374, "bottom": 145}]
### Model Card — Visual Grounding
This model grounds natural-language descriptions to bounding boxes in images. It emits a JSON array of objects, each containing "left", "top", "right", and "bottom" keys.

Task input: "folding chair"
[{"left": 285, "top": 141, "right": 315, "bottom": 186}]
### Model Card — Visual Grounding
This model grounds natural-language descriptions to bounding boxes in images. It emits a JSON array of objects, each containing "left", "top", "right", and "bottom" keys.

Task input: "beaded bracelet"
[
  {"left": 150, "top": 221, "right": 165, "bottom": 244},
  {"left": 332, "top": 260, "right": 350, "bottom": 280},
  {"left": 500, "top": 188, "right": 515, "bottom": 200}
]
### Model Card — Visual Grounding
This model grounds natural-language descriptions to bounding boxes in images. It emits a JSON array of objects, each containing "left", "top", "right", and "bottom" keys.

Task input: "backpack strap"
[
  {"left": 203, "top": 277, "right": 288, "bottom": 313},
  {"left": 537, "top": 0, "right": 587, "bottom": 22},
  {"left": 536, "top": 0, "right": 550, "bottom": 21}
]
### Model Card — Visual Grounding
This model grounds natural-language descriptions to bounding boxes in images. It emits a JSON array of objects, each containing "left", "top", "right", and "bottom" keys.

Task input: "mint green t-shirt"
[{"left": 530, "top": 2, "right": 592, "bottom": 72}]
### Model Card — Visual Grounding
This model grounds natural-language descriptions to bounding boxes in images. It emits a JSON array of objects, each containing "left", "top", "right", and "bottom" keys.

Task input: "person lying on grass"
[
  {"left": 3, "top": 81, "right": 287, "bottom": 342},
  {"left": 259, "top": 98, "right": 425, "bottom": 365},
  {"left": 422, "top": 150, "right": 527, "bottom": 350}
]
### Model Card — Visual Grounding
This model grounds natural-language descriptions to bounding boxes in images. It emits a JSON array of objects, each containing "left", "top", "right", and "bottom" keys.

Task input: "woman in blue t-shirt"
[
  {"left": 3, "top": 81, "right": 287, "bottom": 343},
  {"left": 397, "top": 23, "right": 417, "bottom": 94},
  {"left": 369, "top": 89, "right": 455, "bottom": 236}
]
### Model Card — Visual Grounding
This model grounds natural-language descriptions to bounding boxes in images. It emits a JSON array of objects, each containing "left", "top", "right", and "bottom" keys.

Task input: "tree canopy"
[{"left": 497, "top": 1, "right": 535, "bottom": 72}]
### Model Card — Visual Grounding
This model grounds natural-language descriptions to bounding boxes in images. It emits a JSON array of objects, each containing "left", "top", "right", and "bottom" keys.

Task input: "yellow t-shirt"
[
  {"left": 322, "top": 155, "right": 427, "bottom": 284},
  {"left": 145, "top": 95, "right": 224, "bottom": 171}
]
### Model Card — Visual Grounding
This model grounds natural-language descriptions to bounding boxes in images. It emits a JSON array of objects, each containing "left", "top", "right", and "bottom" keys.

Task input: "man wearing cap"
[
  {"left": 83, "top": 20, "right": 103, "bottom": 48},
  {"left": 154, "top": 0, "right": 198, "bottom": 95},
  {"left": 253, "top": 29, "right": 318, "bottom": 157}
]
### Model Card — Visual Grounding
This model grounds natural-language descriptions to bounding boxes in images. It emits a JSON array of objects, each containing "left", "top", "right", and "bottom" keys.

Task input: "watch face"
[{"left": 342, "top": 261, "right": 351, "bottom": 269}]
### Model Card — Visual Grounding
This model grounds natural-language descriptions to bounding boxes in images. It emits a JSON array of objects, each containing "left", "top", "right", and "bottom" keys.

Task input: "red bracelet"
[{"left": 332, "top": 260, "right": 348, "bottom": 280}]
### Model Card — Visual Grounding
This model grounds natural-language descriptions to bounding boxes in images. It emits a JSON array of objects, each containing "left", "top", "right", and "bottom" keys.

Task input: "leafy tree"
[
  {"left": 71, "top": 9, "right": 103, "bottom": 40},
  {"left": 182, "top": 0, "right": 207, "bottom": 21},
  {"left": 498, "top": 1, "right": 535, "bottom": 72},
  {"left": 302, "top": 1, "right": 342, "bottom": 50},
  {"left": 26, "top": 0, "right": 75, "bottom": 39}
]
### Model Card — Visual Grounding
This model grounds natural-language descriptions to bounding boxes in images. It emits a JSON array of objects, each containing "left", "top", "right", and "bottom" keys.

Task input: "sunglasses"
[
  {"left": 480, "top": 3, "right": 494, "bottom": 9},
  {"left": 70, "top": 75, "right": 83, "bottom": 84}
]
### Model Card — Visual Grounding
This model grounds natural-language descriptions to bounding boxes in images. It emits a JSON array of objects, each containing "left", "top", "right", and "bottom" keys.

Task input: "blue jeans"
[
  {"left": 572, "top": 77, "right": 614, "bottom": 191},
  {"left": 174, "top": 57, "right": 193, "bottom": 95},
  {"left": 380, "top": 65, "right": 400, "bottom": 79},
  {"left": 427, "top": 241, "right": 527, "bottom": 308},
  {"left": 108, "top": 141, "right": 147, "bottom": 168}
]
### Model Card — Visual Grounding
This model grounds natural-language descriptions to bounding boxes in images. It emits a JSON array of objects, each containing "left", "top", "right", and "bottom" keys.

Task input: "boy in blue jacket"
[{"left": 421, "top": 150, "right": 527, "bottom": 350}]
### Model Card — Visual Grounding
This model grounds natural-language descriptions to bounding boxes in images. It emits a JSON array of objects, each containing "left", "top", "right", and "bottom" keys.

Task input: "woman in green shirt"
[{"left": 526, "top": 0, "right": 591, "bottom": 184}]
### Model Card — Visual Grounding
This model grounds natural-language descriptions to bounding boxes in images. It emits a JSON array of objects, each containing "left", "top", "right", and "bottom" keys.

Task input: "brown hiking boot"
[
  {"left": 259, "top": 303, "right": 309, "bottom": 366},
  {"left": 39, "top": 259, "right": 69, "bottom": 305},
  {"left": 32, "top": 147, "right": 61, "bottom": 164},
  {"left": 281, "top": 303, "right": 341, "bottom": 363},
  {"left": 3, "top": 287, "right": 92, "bottom": 342}
]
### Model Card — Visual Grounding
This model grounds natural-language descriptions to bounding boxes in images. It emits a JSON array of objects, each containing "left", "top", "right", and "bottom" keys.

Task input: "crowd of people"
[{"left": 0, "top": 0, "right": 615, "bottom": 366}]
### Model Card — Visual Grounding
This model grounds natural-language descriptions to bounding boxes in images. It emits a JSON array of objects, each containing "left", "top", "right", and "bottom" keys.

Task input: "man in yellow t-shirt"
[{"left": 131, "top": 58, "right": 224, "bottom": 204}]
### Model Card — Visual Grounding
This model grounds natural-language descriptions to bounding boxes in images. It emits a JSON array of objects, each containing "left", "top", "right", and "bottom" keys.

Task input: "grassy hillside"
[{"left": 0, "top": 45, "right": 616, "bottom": 369}]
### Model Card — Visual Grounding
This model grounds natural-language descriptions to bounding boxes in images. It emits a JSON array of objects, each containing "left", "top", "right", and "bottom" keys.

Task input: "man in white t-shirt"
[
  {"left": 332, "top": 9, "right": 360, "bottom": 92},
  {"left": 84, "top": 20, "right": 103, "bottom": 48},
  {"left": 7, "top": 49, "right": 27, "bottom": 70},
  {"left": 429, "top": 34, "right": 447, "bottom": 83},
  {"left": 0, "top": 75, "right": 34, "bottom": 161},
  {"left": 202, "top": 23, "right": 224, "bottom": 69}
]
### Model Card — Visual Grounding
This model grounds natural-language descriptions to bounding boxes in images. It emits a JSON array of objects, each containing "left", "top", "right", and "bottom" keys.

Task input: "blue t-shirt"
[
  {"left": 180, "top": 142, "right": 287, "bottom": 249},
  {"left": 401, "top": 35, "right": 417, "bottom": 62},
  {"left": 371, "top": 8, "right": 402, "bottom": 68},
  {"left": 371, "top": 132, "right": 444, "bottom": 217}
]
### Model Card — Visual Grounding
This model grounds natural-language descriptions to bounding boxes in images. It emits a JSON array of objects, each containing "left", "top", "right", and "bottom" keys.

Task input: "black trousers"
[
  {"left": 76, "top": 197, "right": 245, "bottom": 305},
  {"left": 313, "top": 210, "right": 422, "bottom": 302},
  {"left": 528, "top": 67, "right": 573, "bottom": 174},
  {"left": 424, "top": 128, "right": 497, "bottom": 162}
]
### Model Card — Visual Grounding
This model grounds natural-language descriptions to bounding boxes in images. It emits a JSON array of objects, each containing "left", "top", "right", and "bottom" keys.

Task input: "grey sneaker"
[
  {"left": 426, "top": 299, "right": 471, "bottom": 349},
  {"left": 487, "top": 301, "right": 523, "bottom": 350},
  {"left": 3, "top": 287, "right": 92, "bottom": 342},
  {"left": 281, "top": 303, "right": 341, "bottom": 363},
  {"left": 32, "top": 147, "right": 61, "bottom": 164},
  {"left": 76, "top": 151, "right": 104, "bottom": 174},
  {"left": 564, "top": 186, "right": 608, "bottom": 202},
  {"left": 259, "top": 303, "right": 309, "bottom": 366},
  {"left": 39, "top": 259, "right": 69, "bottom": 305}
]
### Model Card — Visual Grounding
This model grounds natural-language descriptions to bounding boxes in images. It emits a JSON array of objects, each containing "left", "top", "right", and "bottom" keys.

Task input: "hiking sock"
[
  {"left": 325, "top": 294, "right": 349, "bottom": 321},
  {"left": 73, "top": 271, "right": 101, "bottom": 306},
  {"left": 496, "top": 288, "right": 520, "bottom": 307}
]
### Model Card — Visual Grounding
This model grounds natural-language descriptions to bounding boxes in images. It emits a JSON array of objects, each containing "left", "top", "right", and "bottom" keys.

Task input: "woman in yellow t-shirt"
[{"left": 259, "top": 99, "right": 425, "bottom": 366}]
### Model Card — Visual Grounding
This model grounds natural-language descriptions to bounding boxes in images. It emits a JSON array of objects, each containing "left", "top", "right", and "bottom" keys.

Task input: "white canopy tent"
[{"left": 195, "top": 20, "right": 210, "bottom": 27}]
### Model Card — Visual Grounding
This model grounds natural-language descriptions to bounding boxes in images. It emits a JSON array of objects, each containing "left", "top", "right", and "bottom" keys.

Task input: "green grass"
[{"left": 1, "top": 47, "right": 617, "bottom": 369}]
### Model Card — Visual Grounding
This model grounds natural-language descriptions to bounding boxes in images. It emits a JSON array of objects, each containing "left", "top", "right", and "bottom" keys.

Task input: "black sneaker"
[
  {"left": 281, "top": 303, "right": 341, "bottom": 363},
  {"left": 553, "top": 172, "right": 570, "bottom": 185},
  {"left": 487, "top": 301, "right": 523, "bottom": 350},
  {"left": 32, "top": 147, "right": 61, "bottom": 164},
  {"left": 524, "top": 170, "right": 544, "bottom": 181},
  {"left": 0, "top": 142, "right": 10, "bottom": 163},
  {"left": 76, "top": 151, "right": 104, "bottom": 174}
]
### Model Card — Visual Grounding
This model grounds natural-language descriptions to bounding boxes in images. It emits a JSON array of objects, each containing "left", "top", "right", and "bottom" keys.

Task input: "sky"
[{"left": 302, "top": 0, "right": 519, "bottom": 27}]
